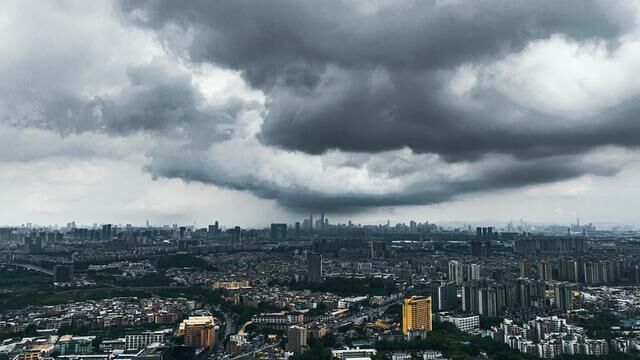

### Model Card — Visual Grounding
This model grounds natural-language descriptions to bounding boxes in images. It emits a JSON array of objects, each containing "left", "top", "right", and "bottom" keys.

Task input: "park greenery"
[
  {"left": 577, "top": 313, "right": 621, "bottom": 339},
  {"left": 0, "top": 267, "right": 52, "bottom": 291},
  {"left": 156, "top": 254, "right": 218, "bottom": 271},
  {"left": 290, "top": 335, "right": 336, "bottom": 360}
]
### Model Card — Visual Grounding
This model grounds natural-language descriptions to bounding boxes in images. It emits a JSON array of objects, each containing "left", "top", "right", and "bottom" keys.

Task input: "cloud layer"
[{"left": 3, "top": 0, "right": 640, "bottom": 217}]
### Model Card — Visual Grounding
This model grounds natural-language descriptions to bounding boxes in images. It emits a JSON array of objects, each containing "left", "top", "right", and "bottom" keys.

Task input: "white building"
[
  {"left": 422, "top": 350, "right": 445, "bottom": 359},
  {"left": 251, "top": 312, "right": 304, "bottom": 326},
  {"left": 440, "top": 314, "right": 479, "bottom": 332},
  {"left": 391, "top": 352, "right": 412, "bottom": 360},
  {"left": 124, "top": 330, "right": 169, "bottom": 350},
  {"left": 332, "top": 347, "right": 377, "bottom": 360}
]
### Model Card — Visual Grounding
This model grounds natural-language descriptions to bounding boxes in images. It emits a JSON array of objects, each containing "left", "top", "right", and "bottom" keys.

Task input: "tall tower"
[{"left": 402, "top": 296, "right": 432, "bottom": 335}]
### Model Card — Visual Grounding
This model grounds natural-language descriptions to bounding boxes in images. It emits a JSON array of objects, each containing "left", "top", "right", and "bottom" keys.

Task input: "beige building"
[
  {"left": 178, "top": 315, "right": 217, "bottom": 351},
  {"left": 213, "top": 280, "right": 251, "bottom": 289}
]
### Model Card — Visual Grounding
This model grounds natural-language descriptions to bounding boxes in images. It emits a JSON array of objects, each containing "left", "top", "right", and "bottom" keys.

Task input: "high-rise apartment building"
[
  {"left": 448, "top": 260, "right": 480, "bottom": 285},
  {"left": 178, "top": 316, "right": 216, "bottom": 352},
  {"left": 402, "top": 296, "right": 432, "bottom": 335},
  {"left": 471, "top": 227, "right": 492, "bottom": 257},
  {"left": 286, "top": 325, "right": 308, "bottom": 355},
  {"left": 101, "top": 224, "right": 112, "bottom": 241},
  {"left": 270, "top": 223, "right": 287, "bottom": 241},
  {"left": 308, "top": 253, "right": 323, "bottom": 283},
  {"left": 53, "top": 264, "right": 74, "bottom": 283},
  {"left": 422, "top": 281, "right": 457, "bottom": 311},
  {"left": 554, "top": 282, "right": 577, "bottom": 311}
]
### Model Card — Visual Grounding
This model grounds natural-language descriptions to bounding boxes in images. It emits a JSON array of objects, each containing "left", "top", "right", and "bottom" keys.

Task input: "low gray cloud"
[
  {"left": 17, "top": 61, "right": 246, "bottom": 144},
  {"left": 144, "top": 138, "right": 628, "bottom": 211}
]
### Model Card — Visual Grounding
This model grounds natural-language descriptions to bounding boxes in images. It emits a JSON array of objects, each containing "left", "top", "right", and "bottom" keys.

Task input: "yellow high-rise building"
[
  {"left": 402, "top": 295, "right": 432, "bottom": 335},
  {"left": 178, "top": 315, "right": 217, "bottom": 351}
]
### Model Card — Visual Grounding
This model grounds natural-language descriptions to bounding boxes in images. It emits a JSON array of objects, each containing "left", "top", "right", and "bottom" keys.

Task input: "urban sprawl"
[{"left": 1, "top": 218, "right": 639, "bottom": 360}]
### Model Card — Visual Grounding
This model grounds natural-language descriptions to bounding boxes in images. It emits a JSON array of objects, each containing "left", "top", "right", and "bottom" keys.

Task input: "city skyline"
[
  {"left": 2, "top": 1, "right": 640, "bottom": 225},
  {"left": 0, "top": 216, "right": 615, "bottom": 234}
]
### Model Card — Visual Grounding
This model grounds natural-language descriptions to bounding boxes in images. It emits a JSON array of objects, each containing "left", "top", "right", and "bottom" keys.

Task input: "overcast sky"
[{"left": 2, "top": 0, "right": 640, "bottom": 227}]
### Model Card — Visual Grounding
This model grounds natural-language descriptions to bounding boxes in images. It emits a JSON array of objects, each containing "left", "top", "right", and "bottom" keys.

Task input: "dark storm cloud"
[
  {"left": 118, "top": 0, "right": 629, "bottom": 86},
  {"left": 264, "top": 69, "right": 640, "bottom": 160},
  {"left": 116, "top": 0, "right": 640, "bottom": 159},
  {"left": 109, "top": 0, "right": 640, "bottom": 211}
]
